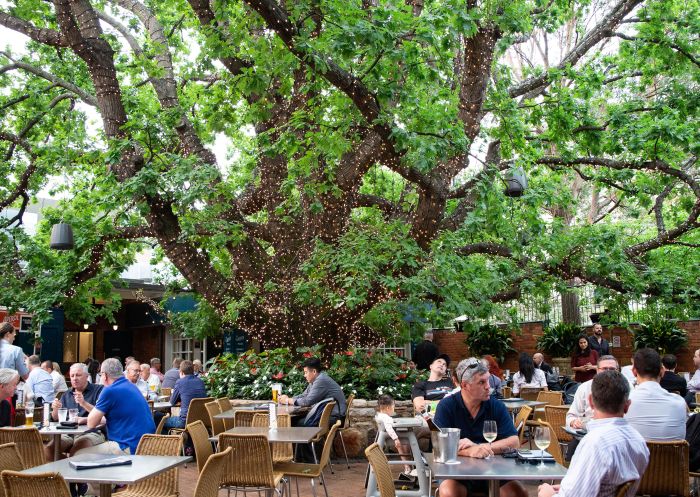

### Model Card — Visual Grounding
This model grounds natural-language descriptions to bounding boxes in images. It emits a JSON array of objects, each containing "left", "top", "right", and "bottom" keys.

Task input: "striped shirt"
[{"left": 554, "top": 417, "right": 649, "bottom": 497}]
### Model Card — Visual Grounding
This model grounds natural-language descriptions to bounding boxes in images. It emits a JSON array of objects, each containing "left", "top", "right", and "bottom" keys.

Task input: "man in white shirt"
[
  {"left": 24, "top": 354, "right": 55, "bottom": 405},
  {"left": 539, "top": 371, "right": 649, "bottom": 497},
  {"left": 626, "top": 348, "right": 686, "bottom": 440},
  {"left": 41, "top": 360, "right": 68, "bottom": 395},
  {"left": 566, "top": 355, "right": 619, "bottom": 428},
  {"left": 140, "top": 363, "right": 161, "bottom": 394},
  {"left": 124, "top": 360, "right": 156, "bottom": 400},
  {"left": 686, "top": 349, "right": 700, "bottom": 405}
]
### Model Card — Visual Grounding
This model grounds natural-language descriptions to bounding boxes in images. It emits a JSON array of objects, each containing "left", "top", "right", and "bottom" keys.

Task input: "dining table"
[
  {"left": 208, "top": 425, "right": 321, "bottom": 444},
  {"left": 214, "top": 403, "right": 307, "bottom": 420},
  {"left": 501, "top": 399, "right": 546, "bottom": 422},
  {"left": 21, "top": 454, "right": 191, "bottom": 497},
  {"left": 39, "top": 422, "right": 92, "bottom": 461},
  {"left": 429, "top": 453, "right": 568, "bottom": 497}
]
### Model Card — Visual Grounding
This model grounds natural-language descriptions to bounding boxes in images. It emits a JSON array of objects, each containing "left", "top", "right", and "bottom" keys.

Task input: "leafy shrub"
[
  {"left": 631, "top": 318, "right": 688, "bottom": 354},
  {"left": 464, "top": 324, "right": 516, "bottom": 363},
  {"left": 536, "top": 322, "right": 582, "bottom": 357},
  {"left": 203, "top": 346, "right": 424, "bottom": 400}
]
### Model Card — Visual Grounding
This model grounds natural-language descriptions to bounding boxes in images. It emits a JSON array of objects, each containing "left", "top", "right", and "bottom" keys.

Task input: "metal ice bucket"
[{"left": 431, "top": 428, "right": 460, "bottom": 463}]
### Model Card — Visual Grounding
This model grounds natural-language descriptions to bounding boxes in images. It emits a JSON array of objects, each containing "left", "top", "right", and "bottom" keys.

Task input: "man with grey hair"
[
  {"left": 538, "top": 371, "right": 648, "bottom": 497},
  {"left": 23, "top": 354, "right": 55, "bottom": 405},
  {"left": 86, "top": 358, "right": 155, "bottom": 454},
  {"left": 0, "top": 368, "right": 19, "bottom": 427},
  {"left": 434, "top": 358, "right": 525, "bottom": 497},
  {"left": 0, "top": 322, "right": 28, "bottom": 380},
  {"left": 44, "top": 363, "right": 105, "bottom": 461},
  {"left": 413, "top": 331, "right": 440, "bottom": 370}
]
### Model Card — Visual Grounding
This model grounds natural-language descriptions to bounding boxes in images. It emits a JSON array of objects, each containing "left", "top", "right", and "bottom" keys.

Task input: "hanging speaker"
[
  {"left": 504, "top": 167, "right": 527, "bottom": 197},
  {"left": 49, "top": 222, "right": 74, "bottom": 250}
]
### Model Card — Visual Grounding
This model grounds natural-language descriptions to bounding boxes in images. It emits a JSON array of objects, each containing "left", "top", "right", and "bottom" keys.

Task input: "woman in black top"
[{"left": 0, "top": 368, "right": 20, "bottom": 427}]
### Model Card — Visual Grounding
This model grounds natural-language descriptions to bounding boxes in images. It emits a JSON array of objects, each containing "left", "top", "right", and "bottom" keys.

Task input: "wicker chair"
[
  {"left": 637, "top": 439, "right": 690, "bottom": 497},
  {"left": 615, "top": 481, "right": 634, "bottom": 497},
  {"left": 204, "top": 401, "right": 225, "bottom": 436},
  {"left": 513, "top": 405, "right": 533, "bottom": 446},
  {"left": 275, "top": 421, "right": 341, "bottom": 497},
  {"left": 0, "top": 443, "right": 25, "bottom": 497},
  {"left": 218, "top": 433, "right": 286, "bottom": 497},
  {"left": 116, "top": 434, "right": 183, "bottom": 497},
  {"left": 170, "top": 397, "right": 214, "bottom": 436},
  {"left": 161, "top": 387, "right": 172, "bottom": 400},
  {"left": 696, "top": 392, "right": 700, "bottom": 405},
  {"left": 501, "top": 386, "right": 512, "bottom": 399},
  {"left": 233, "top": 409, "right": 257, "bottom": 428},
  {"left": 536, "top": 421, "right": 567, "bottom": 467},
  {"left": 0, "top": 427, "right": 44, "bottom": 469},
  {"left": 337, "top": 393, "right": 355, "bottom": 469},
  {"left": 533, "top": 391, "right": 562, "bottom": 422},
  {"left": 187, "top": 420, "right": 214, "bottom": 473},
  {"left": 192, "top": 446, "right": 231, "bottom": 497},
  {"left": 365, "top": 442, "right": 396, "bottom": 497},
  {"left": 519, "top": 387, "right": 544, "bottom": 401},
  {"left": 155, "top": 413, "right": 171, "bottom": 435},
  {"left": 251, "top": 413, "right": 293, "bottom": 464},
  {"left": 216, "top": 398, "right": 234, "bottom": 430},
  {"left": 0, "top": 471, "right": 71, "bottom": 497},
  {"left": 308, "top": 401, "right": 336, "bottom": 469},
  {"left": 544, "top": 405, "right": 572, "bottom": 443}
]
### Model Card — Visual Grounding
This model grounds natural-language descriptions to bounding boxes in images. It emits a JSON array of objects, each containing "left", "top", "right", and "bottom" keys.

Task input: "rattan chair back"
[
  {"left": 536, "top": 421, "right": 567, "bottom": 467},
  {"left": 1, "top": 470, "right": 71, "bottom": 497},
  {"left": 614, "top": 481, "right": 634, "bottom": 497},
  {"left": 0, "top": 427, "right": 44, "bottom": 469},
  {"left": 187, "top": 420, "right": 214, "bottom": 473},
  {"left": 343, "top": 394, "right": 355, "bottom": 428},
  {"left": 513, "top": 405, "right": 533, "bottom": 445},
  {"left": 216, "top": 398, "right": 234, "bottom": 430},
  {"left": 537, "top": 391, "right": 562, "bottom": 406},
  {"left": 0, "top": 443, "right": 25, "bottom": 497},
  {"left": 365, "top": 442, "right": 396, "bottom": 497},
  {"left": 187, "top": 397, "right": 214, "bottom": 432},
  {"left": 233, "top": 410, "right": 257, "bottom": 428},
  {"left": 310, "top": 401, "right": 336, "bottom": 444},
  {"left": 544, "top": 405, "right": 572, "bottom": 442},
  {"left": 122, "top": 434, "right": 183, "bottom": 497},
  {"left": 155, "top": 413, "right": 171, "bottom": 435},
  {"left": 193, "top": 446, "right": 231, "bottom": 497},
  {"left": 205, "top": 401, "right": 225, "bottom": 436},
  {"left": 317, "top": 420, "right": 341, "bottom": 469},
  {"left": 519, "top": 387, "right": 543, "bottom": 401},
  {"left": 161, "top": 387, "right": 172, "bottom": 399},
  {"left": 637, "top": 439, "right": 690, "bottom": 497},
  {"left": 218, "top": 433, "right": 278, "bottom": 489},
  {"left": 501, "top": 386, "right": 512, "bottom": 399},
  {"left": 251, "top": 414, "right": 293, "bottom": 463}
]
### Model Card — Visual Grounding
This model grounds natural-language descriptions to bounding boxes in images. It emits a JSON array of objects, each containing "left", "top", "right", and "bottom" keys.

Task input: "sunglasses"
[{"left": 459, "top": 361, "right": 481, "bottom": 384}]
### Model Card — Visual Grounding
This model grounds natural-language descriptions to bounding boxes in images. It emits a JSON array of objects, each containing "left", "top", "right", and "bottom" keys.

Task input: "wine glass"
[
  {"left": 534, "top": 426, "right": 550, "bottom": 466},
  {"left": 483, "top": 420, "right": 497, "bottom": 459}
]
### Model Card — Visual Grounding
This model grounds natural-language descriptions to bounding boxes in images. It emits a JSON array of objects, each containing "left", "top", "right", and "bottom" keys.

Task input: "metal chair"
[
  {"left": 0, "top": 427, "right": 44, "bottom": 469},
  {"left": 536, "top": 421, "right": 567, "bottom": 467},
  {"left": 204, "top": 401, "right": 225, "bottom": 436},
  {"left": 637, "top": 439, "right": 690, "bottom": 497},
  {"left": 275, "top": 421, "right": 341, "bottom": 497},
  {"left": 233, "top": 409, "right": 257, "bottom": 428},
  {"left": 544, "top": 405, "right": 572, "bottom": 443},
  {"left": 251, "top": 413, "right": 293, "bottom": 463},
  {"left": 218, "top": 433, "right": 287, "bottom": 497},
  {"left": 192, "top": 446, "right": 231, "bottom": 497},
  {"left": 337, "top": 393, "right": 355, "bottom": 468},
  {"left": 0, "top": 470, "right": 71, "bottom": 497},
  {"left": 364, "top": 442, "right": 396, "bottom": 497},
  {"left": 187, "top": 420, "right": 214, "bottom": 473},
  {"left": 117, "top": 434, "right": 183, "bottom": 497}
]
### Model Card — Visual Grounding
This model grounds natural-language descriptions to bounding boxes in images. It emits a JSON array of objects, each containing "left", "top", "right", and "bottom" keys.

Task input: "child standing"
[{"left": 376, "top": 394, "right": 414, "bottom": 479}]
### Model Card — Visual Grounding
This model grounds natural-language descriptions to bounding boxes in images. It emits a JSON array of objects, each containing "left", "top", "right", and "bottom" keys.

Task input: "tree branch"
[{"left": 0, "top": 12, "right": 68, "bottom": 47}]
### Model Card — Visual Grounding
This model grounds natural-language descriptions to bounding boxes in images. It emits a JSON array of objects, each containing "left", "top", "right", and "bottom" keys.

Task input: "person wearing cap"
[
  {"left": 411, "top": 353, "right": 453, "bottom": 413},
  {"left": 413, "top": 331, "right": 440, "bottom": 370},
  {"left": 435, "top": 358, "right": 525, "bottom": 497}
]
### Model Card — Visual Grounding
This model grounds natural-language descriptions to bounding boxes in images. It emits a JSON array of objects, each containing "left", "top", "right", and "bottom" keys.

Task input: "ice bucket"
[{"left": 431, "top": 428, "right": 460, "bottom": 463}]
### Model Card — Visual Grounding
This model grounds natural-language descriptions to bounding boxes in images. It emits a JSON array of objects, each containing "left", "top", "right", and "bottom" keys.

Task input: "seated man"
[
  {"left": 42, "top": 360, "right": 68, "bottom": 395},
  {"left": 412, "top": 354, "right": 452, "bottom": 413},
  {"left": 279, "top": 357, "right": 346, "bottom": 423},
  {"left": 140, "top": 363, "right": 161, "bottom": 395},
  {"left": 161, "top": 357, "right": 183, "bottom": 389},
  {"left": 24, "top": 354, "right": 55, "bottom": 405},
  {"left": 625, "top": 348, "right": 686, "bottom": 440},
  {"left": 533, "top": 353, "right": 554, "bottom": 375},
  {"left": 160, "top": 359, "right": 207, "bottom": 433},
  {"left": 44, "top": 363, "right": 105, "bottom": 461},
  {"left": 434, "top": 358, "right": 525, "bottom": 497},
  {"left": 538, "top": 371, "right": 649, "bottom": 497},
  {"left": 566, "top": 355, "right": 619, "bottom": 428},
  {"left": 659, "top": 353, "right": 687, "bottom": 397},
  {"left": 86, "top": 358, "right": 155, "bottom": 455}
]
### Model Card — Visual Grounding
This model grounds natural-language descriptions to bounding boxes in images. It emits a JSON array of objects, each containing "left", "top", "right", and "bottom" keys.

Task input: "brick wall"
[{"left": 434, "top": 319, "right": 700, "bottom": 373}]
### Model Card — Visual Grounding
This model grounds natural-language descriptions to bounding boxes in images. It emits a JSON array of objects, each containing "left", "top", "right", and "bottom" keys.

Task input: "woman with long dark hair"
[
  {"left": 571, "top": 334, "right": 598, "bottom": 383},
  {"left": 512, "top": 352, "right": 547, "bottom": 395}
]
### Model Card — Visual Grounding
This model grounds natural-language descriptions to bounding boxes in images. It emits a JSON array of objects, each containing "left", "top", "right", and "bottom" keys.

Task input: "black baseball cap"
[{"left": 432, "top": 354, "right": 451, "bottom": 366}]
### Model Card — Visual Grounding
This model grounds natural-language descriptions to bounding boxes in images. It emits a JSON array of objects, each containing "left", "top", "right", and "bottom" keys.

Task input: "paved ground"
[{"left": 173, "top": 457, "right": 546, "bottom": 497}]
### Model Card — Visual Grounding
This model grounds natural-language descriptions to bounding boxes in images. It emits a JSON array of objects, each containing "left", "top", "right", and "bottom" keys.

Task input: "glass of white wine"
[
  {"left": 483, "top": 420, "right": 497, "bottom": 459},
  {"left": 534, "top": 426, "right": 551, "bottom": 466}
]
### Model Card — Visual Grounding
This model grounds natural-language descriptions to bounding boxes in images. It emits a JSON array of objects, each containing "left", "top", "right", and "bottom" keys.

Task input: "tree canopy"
[{"left": 0, "top": 0, "right": 698, "bottom": 353}]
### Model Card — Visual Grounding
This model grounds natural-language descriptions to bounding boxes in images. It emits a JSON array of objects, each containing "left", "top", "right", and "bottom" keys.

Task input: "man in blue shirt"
[
  {"left": 434, "top": 358, "right": 526, "bottom": 497},
  {"left": 160, "top": 359, "right": 207, "bottom": 433},
  {"left": 86, "top": 358, "right": 155, "bottom": 454},
  {"left": 24, "top": 354, "right": 55, "bottom": 405}
]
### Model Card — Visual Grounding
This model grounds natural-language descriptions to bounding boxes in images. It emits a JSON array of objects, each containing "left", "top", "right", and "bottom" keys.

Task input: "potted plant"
[
  {"left": 464, "top": 323, "right": 516, "bottom": 364},
  {"left": 535, "top": 322, "right": 581, "bottom": 375},
  {"left": 630, "top": 318, "right": 688, "bottom": 355}
]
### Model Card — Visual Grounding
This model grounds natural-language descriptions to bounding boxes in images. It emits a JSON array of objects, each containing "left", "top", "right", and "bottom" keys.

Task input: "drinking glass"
[
  {"left": 534, "top": 426, "right": 551, "bottom": 466},
  {"left": 483, "top": 420, "right": 497, "bottom": 459},
  {"left": 68, "top": 409, "right": 79, "bottom": 422},
  {"left": 24, "top": 402, "right": 35, "bottom": 427},
  {"left": 58, "top": 408, "right": 68, "bottom": 422}
]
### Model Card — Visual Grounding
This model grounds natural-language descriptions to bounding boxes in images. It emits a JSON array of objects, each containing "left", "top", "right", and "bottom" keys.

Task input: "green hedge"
[{"left": 203, "top": 346, "right": 424, "bottom": 401}]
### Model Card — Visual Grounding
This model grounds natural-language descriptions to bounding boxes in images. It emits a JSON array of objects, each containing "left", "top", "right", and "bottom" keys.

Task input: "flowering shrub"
[{"left": 203, "top": 346, "right": 424, "bottom": 400}]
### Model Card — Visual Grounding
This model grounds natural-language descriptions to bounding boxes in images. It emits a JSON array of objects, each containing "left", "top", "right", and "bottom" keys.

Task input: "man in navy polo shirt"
[
  {"left": 434, "top": 358, "right": 526, "bottom": 497},
  {"left": 86, "top": 358, "right": 155, "bottom": 454},
  {"left": 160, "top": 359, "right": 207, "bottom": 433}
]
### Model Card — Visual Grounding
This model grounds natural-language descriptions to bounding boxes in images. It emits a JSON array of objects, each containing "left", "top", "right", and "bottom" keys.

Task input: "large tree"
[{"left": 0, "top": 0, "right": 698, "bottom": 352}]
